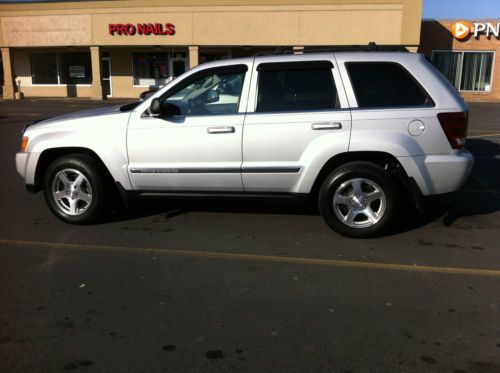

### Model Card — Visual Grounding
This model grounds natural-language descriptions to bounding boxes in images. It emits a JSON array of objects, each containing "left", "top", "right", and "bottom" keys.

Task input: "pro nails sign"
[
  {"left": 451, "top": 21, "right": 500, "bottom": 40},
  {"left": 109, "top": 23, "right": 176, "bottom": 36}
]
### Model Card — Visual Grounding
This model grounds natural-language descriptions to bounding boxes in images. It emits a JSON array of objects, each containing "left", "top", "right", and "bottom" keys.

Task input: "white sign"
[
  {"left": 473, "top": 22, "right": 500, "bottom": 38},
  {"left": 69, "top": 66, "right": 86, "bottom": 78}
]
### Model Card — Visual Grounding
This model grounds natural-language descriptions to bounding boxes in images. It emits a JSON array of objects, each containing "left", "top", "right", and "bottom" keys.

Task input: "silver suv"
[{"left": 16, "top": 52, "right": 474, "bottom": 237}]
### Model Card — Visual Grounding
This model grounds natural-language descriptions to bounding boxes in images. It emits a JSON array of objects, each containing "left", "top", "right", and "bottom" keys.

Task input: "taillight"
[{"left": 437, "top": 112, "right": 468, "bottom": 150}]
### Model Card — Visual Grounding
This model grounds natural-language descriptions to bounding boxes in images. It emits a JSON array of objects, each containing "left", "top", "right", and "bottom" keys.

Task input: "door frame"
[{"left": 169, "top": 57, "right": 187, "bottom": 78}]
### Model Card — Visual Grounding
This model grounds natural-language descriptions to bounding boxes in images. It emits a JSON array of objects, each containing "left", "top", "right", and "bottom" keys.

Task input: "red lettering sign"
[{"left": 108, "top": 23, "right": 176, "bottom": 36}]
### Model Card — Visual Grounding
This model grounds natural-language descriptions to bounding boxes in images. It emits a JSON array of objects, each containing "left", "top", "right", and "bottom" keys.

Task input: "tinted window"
[
  {"left": 346, "top": 62, "right": 432, "bottom": 108},
  {"left": 256, "top": 63, "right": 338, "bottom": 112},
  {"left": 161, "top": 66, "right": 246, "bottom": 116}
]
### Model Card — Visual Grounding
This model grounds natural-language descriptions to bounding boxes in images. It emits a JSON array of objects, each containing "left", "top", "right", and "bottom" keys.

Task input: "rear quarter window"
[{"left": 346, "top": 62, "right": 434, "bottom": 109}]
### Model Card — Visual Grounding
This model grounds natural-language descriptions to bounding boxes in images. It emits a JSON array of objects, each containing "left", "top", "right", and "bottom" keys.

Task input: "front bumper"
[
  {"left": 398, "top": 150, "right": 475, "bottom": 196},
  {"left": 16, "top": 152, "right": 28, "bottom": 179}
]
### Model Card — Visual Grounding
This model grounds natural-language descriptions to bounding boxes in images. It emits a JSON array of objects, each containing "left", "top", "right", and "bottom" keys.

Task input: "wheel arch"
[
  {"left": 33, "top": 147, "right": 115, "bottom": 193},
  {"left": 307, "top": 151, "right": 413, "bottom": 200}
]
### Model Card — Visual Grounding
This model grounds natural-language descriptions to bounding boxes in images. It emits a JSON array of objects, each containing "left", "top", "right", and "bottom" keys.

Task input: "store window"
[
  {"left": 30, "top": 52, "right": 59, "bottom": 84},
  {"left": 59, "top": 52, "right": 92, "bottom": 84},
  {"left": 30, "top": 51, "right": 92, "bottom": 85},
  {"left": 346, "top": 62, "right": 432, "bottom": 108},
  {"left": 432, "top": 51, "right": 494, "bottom": 92},
  {"left": 133, "top": 53, "right": 169, "bottom": 87}
]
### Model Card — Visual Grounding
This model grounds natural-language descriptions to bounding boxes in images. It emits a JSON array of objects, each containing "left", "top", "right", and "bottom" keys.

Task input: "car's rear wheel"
[
  {"left": 318, "top": 161, "right": 398, "bottom": 238},
  {"left": 43, "top": 154, "right": 107, "bottom": 224}
]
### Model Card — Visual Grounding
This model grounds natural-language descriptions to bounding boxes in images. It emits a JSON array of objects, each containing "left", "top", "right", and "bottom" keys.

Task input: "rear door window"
[
  {"left": 346, "top": 62, "right": 433, "bottom": 108},
  {"left": 256, "top": 61, "right": 339, "bottom": 113}
]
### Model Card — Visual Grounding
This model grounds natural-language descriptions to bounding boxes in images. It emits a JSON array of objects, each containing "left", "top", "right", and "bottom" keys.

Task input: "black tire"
[
  {"left": 318, "top": 161, "right": 398, "bottom": 238},
  {"left": 43, "top": 154, "right": 108, "bottom": 224}
]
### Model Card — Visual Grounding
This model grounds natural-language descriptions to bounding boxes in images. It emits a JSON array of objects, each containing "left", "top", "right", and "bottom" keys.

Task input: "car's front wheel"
[
  {"left": 43, "top": 154, "right": 108, "bottom": 224},
  {"left": 318, "top": 161, "right": 398, "bottom": 238}
]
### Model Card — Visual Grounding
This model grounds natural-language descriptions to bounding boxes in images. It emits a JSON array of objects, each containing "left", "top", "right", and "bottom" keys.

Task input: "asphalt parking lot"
[{"left": 0, "top": 98, "right": 499, "bottom": 372}]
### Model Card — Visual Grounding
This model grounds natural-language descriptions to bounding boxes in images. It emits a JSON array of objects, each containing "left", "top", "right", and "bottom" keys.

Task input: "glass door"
[
  {"left": 169, "top": 58, "right": 187, "bottom": 79},
  {"left": 102, "top": 56, "right": 112, "bottom": 97}
]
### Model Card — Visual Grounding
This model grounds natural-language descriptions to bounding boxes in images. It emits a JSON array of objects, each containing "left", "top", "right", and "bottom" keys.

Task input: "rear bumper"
[{"left": 398, "top": 150, "right": 474, "bottom": 196}]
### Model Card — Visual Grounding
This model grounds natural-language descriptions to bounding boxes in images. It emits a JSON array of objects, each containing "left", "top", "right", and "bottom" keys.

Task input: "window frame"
[
  {"left": 431, "top": 50, "right": 496, "bottom": 93},
  {"left": 29, "top": 51, "right": 93, "bottom": 87},
  {"left": 253, "top": 60, "right": 341, "bottom": 114},
  {"left": 345, "top": 61, "right": 435, "bottom": 110},
  {"left": 157, "top": 64, "right": 249, "bottom": 117}
]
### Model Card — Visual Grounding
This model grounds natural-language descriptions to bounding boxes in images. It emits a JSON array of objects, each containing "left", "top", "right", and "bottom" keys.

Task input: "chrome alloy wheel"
[
  {"left": 51, "top": 168, "right": 93, "bottom": 216},
  {"left": 332, "top": 178, "right": 386, "bottom": 229}
]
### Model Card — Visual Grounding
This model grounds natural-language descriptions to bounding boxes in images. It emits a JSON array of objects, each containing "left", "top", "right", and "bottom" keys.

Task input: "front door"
[
  {"left": 102, "top": 57, "right": 112, "bottom": 98},
  {"left": 0, "top": 55, "right": 3, "bottom": 96},
  {"left": 242, "top": 58, "right": 351, "bottom": 192},
  {"left": 127, "top": 63, "right": 252, "bottom": 192}
]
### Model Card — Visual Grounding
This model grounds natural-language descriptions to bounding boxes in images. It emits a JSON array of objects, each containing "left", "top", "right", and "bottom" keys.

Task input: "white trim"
[
  {"left": 27, "top": 84, "right": 92, "bottom": 87},
  {"left": 55, "top": 53, "right": 61, "bottom": 85}
]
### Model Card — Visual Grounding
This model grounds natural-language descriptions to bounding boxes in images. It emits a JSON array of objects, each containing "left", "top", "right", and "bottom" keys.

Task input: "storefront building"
[
  {"left": 420, "top": 19, "right": 500, "bottom": 102},
  {"left": 0, "top": 0, "right": 422, "bottom": 100}
]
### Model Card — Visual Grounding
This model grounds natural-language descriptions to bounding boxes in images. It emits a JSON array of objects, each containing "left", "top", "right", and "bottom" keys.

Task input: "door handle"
[
  {"left": 311, "top": 122, "right": 342, "bottom": 130},
  {"left": 207, "top": 126, "right": 235, "bottom": 134}
]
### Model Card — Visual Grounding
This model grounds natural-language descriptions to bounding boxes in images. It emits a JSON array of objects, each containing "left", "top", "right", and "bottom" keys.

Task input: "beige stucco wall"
[
  {"left": 1, "top": 15, "right": 91, "bottom": 47},
  {"left": 0, "top": 0, "right": 422, "bottom": 47}
]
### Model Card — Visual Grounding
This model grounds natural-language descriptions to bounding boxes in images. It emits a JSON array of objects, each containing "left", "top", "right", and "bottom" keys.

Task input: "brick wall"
[{"left": 419, "top": 20, "right": 500, "bottom": 102}]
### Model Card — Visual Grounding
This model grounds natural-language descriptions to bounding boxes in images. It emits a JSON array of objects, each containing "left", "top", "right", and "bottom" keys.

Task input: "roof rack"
[
  {"left": 253, "top": 43, "right": 408, "bottom": 57},
  {"left": 253, "top": 47, "right": 294, "bottom": 57}
]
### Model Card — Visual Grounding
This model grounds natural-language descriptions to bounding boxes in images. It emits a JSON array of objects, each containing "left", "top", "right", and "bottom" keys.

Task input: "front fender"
[{"left": 23, "top": 115, "right": 132, "bottom": 190}]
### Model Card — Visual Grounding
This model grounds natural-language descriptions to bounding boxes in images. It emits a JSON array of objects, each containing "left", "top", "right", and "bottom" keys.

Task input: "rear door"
[{"left": 242, "top": 56, "right": 351, "bottom": 192}]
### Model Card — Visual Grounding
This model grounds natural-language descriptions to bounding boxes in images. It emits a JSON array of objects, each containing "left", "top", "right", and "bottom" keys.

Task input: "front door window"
[{"left": 162, "top": 68, "right": 246, "bottom": 116}]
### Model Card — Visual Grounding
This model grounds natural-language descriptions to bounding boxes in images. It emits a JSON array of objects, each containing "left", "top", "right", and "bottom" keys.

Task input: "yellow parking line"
[
  {"left": 468, "top": 130, "right": 500, "bottom": 133},
  {"left": 468, "top": 132, "right": 500, "bottom": 139},
  {"left": 1, "top": 238, "right": 500, "bottom": 277}
]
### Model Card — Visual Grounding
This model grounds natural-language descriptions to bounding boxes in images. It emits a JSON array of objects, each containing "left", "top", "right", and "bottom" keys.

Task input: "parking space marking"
[
  {"left": 468, "top": 132, "right": 500, "bottom": 139},
  {"left": 1, "top": 238, "right": 500, "bottom": 277}
]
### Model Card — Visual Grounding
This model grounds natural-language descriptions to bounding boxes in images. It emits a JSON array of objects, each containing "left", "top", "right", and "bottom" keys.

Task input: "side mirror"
[
  {"left": 139, "top": 90, "right": 151, "bottom": 100},
  {"left": 207, "top": 90, "right": 220, "bottom": 103},
  {"left": 149, "top": 98, "right": 181, "bottom": 116}
]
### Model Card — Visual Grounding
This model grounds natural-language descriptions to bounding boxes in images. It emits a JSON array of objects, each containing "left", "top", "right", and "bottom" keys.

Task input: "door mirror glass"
[
  {"left": 207, "top": 90, "right": 220, "bottom": 103},
  {"left": 149, "top": 98, "right": 181, "bottom": 116}
]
